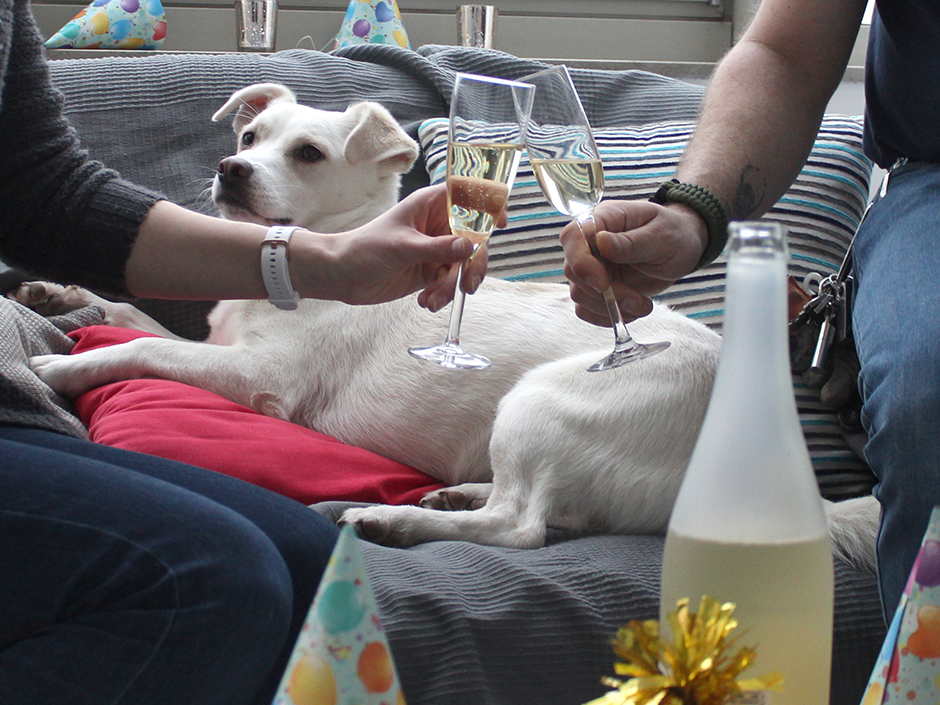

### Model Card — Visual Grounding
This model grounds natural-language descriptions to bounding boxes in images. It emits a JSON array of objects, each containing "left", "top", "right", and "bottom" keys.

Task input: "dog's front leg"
[{"left": 30, "top": 338, "right": 290, "bottom": 419}]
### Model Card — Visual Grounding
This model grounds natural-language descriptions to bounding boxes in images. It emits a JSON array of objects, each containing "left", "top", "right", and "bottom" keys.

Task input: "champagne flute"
[
  {"left": 409, "top": 73, "right": 535, "bottom": 370},
  {"left": 521, "top": 65, "right": 669, "bottom": 370}
]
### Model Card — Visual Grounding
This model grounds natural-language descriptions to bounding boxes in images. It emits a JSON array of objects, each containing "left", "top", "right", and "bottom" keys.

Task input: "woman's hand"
[{"left": 321, "top": 183, "right": 507, "bottom": 309}]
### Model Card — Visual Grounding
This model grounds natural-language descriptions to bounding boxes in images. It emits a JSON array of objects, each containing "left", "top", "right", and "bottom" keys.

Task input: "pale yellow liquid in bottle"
[{"left": 660, "top": 530, "right": 834, "bottom": 705}]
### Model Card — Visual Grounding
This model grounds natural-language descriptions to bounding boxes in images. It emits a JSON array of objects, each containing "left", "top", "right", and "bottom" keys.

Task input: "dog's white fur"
[{"left": 16, "top": 83, "right": 879, "bottom": 571}]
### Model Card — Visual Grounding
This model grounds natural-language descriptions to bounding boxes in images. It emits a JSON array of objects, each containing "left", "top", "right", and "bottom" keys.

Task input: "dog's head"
[{"left": 210, "top": 83, "right": 419, "bottom": 233}]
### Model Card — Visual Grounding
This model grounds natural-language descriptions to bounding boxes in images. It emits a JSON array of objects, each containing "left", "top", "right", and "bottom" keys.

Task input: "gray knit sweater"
[{"left": 0, "top": 0, "right": 163, "bottom": 436}]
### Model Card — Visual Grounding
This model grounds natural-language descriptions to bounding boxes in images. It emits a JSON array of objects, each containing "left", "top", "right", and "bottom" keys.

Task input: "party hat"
[
  {"left": 331, "top": 0, "right": 410, "bottom": 51},
  {"left": 272, "top": 525, "right": 406, "bottom": 705},
  {"left": 44, "top": 0, "right": 167, "bottom": 49},
  {"left": 860, "top": 506, "right": 940, "bottom": 704}
]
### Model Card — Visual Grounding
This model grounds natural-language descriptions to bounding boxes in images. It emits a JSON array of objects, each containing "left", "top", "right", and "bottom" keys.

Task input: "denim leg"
[
  {"left": 853, "top": 162, "right": 940, "bottom": 620},
  {"left": 0, "top": 427, "right": 338, "bottom": 705}
]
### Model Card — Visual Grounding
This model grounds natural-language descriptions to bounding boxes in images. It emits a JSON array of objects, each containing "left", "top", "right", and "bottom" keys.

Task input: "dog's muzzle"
[{"left": 216, "top": 156, "right": 254, "bottom": 188}]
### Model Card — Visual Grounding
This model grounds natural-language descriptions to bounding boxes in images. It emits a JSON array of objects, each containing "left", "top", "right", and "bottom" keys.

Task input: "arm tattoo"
[{"left": 729, "top": 165, "right": 765, "bottom": 220}]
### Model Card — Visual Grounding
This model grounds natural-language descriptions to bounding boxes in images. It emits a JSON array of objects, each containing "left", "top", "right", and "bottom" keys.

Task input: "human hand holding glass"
[
  {"left": 521, "top": 66, "right": 669, "bottom": 370},
  {"left": 408, "top": 73, "right": 535, "bottom": 370}
]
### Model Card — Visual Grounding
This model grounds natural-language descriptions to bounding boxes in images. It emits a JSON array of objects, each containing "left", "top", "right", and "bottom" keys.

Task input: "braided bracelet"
[{"left": 650, "top": 179, "right": 729, "bottom": 270}]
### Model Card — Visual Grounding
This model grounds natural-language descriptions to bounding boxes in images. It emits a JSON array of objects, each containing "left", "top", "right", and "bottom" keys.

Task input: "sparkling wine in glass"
[
  {"left": 409, "top": 73, "right": 535, "bottom": 369},
  {"left": 522, "top": 65, "right": 669, "bottom": 370}
]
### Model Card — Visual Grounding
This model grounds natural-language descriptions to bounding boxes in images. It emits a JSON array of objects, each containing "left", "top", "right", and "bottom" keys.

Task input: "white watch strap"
[{"left": 261, "top": 225, "right": 301, "bottom": 310}]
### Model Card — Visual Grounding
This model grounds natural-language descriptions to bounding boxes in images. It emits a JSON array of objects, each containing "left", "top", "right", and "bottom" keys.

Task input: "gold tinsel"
[{"left": 585, "top": 596, "right": 783, "bottom": 705}]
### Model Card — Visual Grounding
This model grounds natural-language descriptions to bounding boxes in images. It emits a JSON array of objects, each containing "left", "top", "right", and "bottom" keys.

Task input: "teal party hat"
[
  {"left": 331, "top": 0, "right": 410, "bottom": 50},
  {"left": 272, "top": 525, "right": 406, "bottom": 705},
  {"left": 44, "top": 0, "right": 167, "bottom": 49}
]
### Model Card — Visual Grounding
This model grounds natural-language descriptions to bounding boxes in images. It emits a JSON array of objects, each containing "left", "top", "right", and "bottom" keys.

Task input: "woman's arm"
[{"left": 125, "top": 185, "right": 490, "bottom": 310}]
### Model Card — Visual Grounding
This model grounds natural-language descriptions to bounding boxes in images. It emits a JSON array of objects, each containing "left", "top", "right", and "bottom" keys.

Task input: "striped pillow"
[{"left": 420, "top": 115, "right": 876, "bottom": 500}]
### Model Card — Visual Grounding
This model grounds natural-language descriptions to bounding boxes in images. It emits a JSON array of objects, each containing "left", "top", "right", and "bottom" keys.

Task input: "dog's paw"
[
  {"left": 8, "top": 281, "right": 97, "bottom": 316},
  {"left": 30, "top": 354, "right": 102, "bottom": 399},
  {"left": 420, "top": 483, "right": 491, "bottom": 511},
  {"left": 339, "top": 506, "right": 413, "bottom": 547}
]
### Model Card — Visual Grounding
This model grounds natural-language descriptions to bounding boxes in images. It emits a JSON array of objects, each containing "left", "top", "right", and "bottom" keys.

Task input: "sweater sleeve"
[{"left": 0, "top": 0, "right": 164, "bottom": 297}]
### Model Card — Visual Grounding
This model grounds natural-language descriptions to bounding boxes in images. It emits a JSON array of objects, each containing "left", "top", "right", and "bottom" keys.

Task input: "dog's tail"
[{"left": 824, "top": 495, "right": 879, "bottom": 573}]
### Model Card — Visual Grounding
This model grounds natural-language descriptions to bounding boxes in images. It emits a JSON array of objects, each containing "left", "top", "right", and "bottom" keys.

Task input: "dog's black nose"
[{"left": 217, "top": 156, "right": 253, "bottom": 183}]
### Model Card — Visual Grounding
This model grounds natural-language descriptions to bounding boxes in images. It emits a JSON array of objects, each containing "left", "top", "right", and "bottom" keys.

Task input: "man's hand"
[{"left": 560, "top": 200, "right": 707, "bottom": 326}]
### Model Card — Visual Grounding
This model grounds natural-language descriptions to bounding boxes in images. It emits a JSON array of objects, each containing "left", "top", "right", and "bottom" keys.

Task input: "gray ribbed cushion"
[
  {"left": 315, "top": 497, "right": 882, "bottom": 705},
  {"left": 47, "top": 45, "right": 884, "bottom": 704},
  {"left": 360, "top": 537, "right": 883, "bottom": 705}
]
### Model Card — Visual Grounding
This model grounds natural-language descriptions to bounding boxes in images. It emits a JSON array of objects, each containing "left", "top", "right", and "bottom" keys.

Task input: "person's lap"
[
  {"left": 0, "top": 425, "right": 338, "bottom": 705},
  {"left": 853, "top": 160, "right": 940, "bottom": 620}
]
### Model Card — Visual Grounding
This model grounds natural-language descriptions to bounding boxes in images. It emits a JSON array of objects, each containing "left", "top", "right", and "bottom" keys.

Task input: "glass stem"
[
  {"left": 575, "top": 210, "right": 637, "bottom": 350},
  {"left": 602, "top": 285, "right": 637, "bottom": 351},
  {"left": 444, "top": 260, "right": 467, "bottom": 346}
]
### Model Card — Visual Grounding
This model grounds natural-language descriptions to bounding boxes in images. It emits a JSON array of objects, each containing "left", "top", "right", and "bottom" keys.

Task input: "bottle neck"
[{"left": 715, "top": 248, "right": 792, "bottom": 398}]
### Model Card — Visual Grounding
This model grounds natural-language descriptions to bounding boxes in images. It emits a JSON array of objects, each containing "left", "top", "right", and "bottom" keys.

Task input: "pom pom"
[{"left": 585, "top": 596, "right": 783, "bottom": 705}]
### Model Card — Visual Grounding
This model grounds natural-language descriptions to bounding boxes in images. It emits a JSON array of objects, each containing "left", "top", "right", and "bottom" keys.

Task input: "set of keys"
[
  {"left": 790, "top": 263, "right": 852, "bottom": 377},
  {"left": 789, "top": 158, "right": 901, "bottom": 379}
]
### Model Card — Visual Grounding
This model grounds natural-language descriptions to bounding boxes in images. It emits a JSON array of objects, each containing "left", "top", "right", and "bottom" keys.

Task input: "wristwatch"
[{"left": 261, "top": 225, "right": 301, "bottom": 310}]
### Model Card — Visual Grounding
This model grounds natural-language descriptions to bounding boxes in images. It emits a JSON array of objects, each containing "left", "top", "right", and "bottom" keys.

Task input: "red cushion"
[{"left": 68, "top": 326, "right": 444, "bottom": 505}]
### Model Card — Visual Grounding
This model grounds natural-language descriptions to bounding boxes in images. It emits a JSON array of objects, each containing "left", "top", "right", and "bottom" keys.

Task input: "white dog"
[{"left": 15, "top": 83, "right": 878, "bottom": 569}]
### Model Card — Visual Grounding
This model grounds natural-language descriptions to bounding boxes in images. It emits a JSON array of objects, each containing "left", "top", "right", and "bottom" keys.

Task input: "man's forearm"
[
  {"left": 674, "top": 0, "right": 865, "bottom": 221},
  {"left": 676, "top": 42, "right": 829, "bottom": 221}
]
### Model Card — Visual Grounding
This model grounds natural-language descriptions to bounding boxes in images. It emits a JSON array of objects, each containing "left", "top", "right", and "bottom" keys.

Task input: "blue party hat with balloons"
[
  {"left": 860, "top": 505, "right": 940, "bottom": 704},
  {"left": 272, "top": 525, "right": 406, "bottom": 705},
  {"left": 44, "top": 0, "right": 167, "bottom": 49},
  {"left": 331, "top": 0, "right": 410, "bottom": 51}
]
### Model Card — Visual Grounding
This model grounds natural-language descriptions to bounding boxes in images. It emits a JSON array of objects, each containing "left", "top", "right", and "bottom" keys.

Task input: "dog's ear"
[
  {"left": 343, "top": 102, "right": 419, "bottom": 175},
  {"left": 212, "top": 83, "right": 298, "bottom": 132}
]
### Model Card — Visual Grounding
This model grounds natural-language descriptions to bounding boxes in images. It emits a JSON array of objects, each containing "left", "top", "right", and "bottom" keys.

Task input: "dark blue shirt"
[{"left": 864, "top": 1, "right": 940, "bottom": 167}]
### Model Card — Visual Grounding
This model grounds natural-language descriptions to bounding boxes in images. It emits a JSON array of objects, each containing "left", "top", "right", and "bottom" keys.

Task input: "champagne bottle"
[{"left": 659, "top": 221, "right": 834, "bottom": 705}]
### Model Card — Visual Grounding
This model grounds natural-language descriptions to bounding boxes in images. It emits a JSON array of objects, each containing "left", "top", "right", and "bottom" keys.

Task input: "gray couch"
[{"left": 45, "top": 45, "right": 885, "bottom": 705}]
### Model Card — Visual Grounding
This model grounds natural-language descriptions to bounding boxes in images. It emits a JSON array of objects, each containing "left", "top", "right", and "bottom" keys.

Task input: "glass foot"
[
  {"left": 587, "top": 340, "right": 670, "bottom": 372},
  {"left": 408, "top": 342, "right": 491, "bottom": 370}
]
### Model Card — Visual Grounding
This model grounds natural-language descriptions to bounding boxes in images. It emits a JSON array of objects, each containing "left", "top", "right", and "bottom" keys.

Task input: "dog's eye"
[
  {"left": 299, "top": 145, "right": 323, "bottom": 163},
  {"left": 241, "top": 131, "right": 255, "bottom": 147}
]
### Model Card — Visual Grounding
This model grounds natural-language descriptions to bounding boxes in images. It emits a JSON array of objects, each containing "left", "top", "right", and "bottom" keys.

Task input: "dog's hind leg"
[
  {"left": 10, "top": 281, "right": 186, "bottom": 340},
  {"left": 340, "top": 485, "right": 548, "bottom": 549},
  {"left": 420, "top": 483, "right": 493, "bottom": 510}
]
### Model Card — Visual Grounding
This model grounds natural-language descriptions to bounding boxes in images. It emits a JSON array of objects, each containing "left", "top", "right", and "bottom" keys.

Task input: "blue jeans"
[
  {"left": 853, "top": 161, "right": 940, "bottom": 620},
  {"left": 0, "top": 426, "right": 338, "bottom": 705}
]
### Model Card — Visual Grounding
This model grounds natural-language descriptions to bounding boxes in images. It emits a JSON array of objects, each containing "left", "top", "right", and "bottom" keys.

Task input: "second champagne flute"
[
  {"left": 522, "top": 65, "right": 669, "bottom": 370},
  {"left": 409, "top": 73, "right": 535, "bottom": 370}
]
